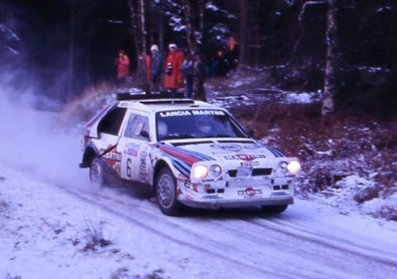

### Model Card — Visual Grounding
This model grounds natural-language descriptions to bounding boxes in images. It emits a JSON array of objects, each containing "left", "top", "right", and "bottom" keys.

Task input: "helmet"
[{"left": 195, "top": 118, "right": 212, "bottom": 134}]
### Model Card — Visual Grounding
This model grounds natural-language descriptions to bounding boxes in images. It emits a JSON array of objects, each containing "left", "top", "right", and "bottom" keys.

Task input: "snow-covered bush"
[{"left": 82, "top": 219, "right": 112, "bottom": 252}]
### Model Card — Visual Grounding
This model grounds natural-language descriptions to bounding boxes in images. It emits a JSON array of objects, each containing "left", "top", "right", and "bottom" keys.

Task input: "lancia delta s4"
[{"left": 80, "top": 92, "right": 301, "bottom": 216}]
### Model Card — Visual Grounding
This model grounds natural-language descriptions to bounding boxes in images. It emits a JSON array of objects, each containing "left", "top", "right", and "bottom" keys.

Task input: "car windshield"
[{"left": 156, "top": 109, "right": 249, "bottom": 141}]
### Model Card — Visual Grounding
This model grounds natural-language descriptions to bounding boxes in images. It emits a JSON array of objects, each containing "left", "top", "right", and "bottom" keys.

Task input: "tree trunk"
[
  {"left": 239, "top": 0, "right": 248, "bottom": 65},
  {"left": 139, "top": 0, "right": 149, "bottom": 91},
  {"left": 127, "top": 0, "right": 148, "bottom": 90},
  {"left": 158, "top": 1, "right": 165, "bottom": 51},
  {"left": 127, "top": 0, "right": 140, "bottom": 65},
  {"left": 68, "top": 0, "right": 75, "bottom": 102},
  {"left": 322, "top": 0, "right": 338, "bottom": 116},
  {"left": 183, "top": 0, "right": 207, "bottom": 101}
]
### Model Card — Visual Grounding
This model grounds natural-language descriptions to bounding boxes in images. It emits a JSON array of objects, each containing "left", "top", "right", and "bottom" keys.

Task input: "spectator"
[
  {"left": 216, "top": 49, "right": 228, "bottom": 77},
  {"left": 226, "top": 36, "right": 240, "bottom": 71},
  {"left": 181, "top": 52, "right": 193, "bottom": 98},
  {"left": 145, "top": 44, "right": 163, "bottom": 92},
  {"left": 164, "top": 43, "right": 185, "bottom": 94},
  {"left": 207, "top": 58, "right": 218, "bottom": 78},
  {"left": 114, "top": 49, "right": 130, "bottom": 84},
  {"left": 207, "top": 47, "right": 228, "bottom": 78}
]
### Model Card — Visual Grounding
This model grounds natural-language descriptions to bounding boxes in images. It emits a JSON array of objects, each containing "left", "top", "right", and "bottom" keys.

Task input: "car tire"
[
  {"left": 261, "top": 205, "right": 288, "bottom": 214},
  {"left": 155, "top": 168, "right": 181, "bottom": 216},
  {"left": 89, "top": 158, "right": 107, "bottom": 188}
]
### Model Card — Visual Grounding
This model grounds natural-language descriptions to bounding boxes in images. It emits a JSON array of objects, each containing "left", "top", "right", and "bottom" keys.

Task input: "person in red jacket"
[
  {"left": 114, "top": 49, "right": 130, "bottom": 84},
  {"left": 164, "top": 43, "right": 185, "bottom": 93}
]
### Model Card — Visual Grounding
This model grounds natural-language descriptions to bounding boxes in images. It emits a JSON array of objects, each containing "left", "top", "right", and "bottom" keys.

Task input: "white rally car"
[{"left": 80, "top": 92, "right": 301, "bottom": 216}]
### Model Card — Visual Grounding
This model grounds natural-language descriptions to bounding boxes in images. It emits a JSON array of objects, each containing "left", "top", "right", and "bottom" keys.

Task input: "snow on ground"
[
  {"left": 315, "top": 174, "right": 397, "bottom": 217},
  {"left": 2, "top": 159, "right": 397, "bottom": 279},
  {"left": 1, "top": 166, "right": 162, "bottom": 279}
]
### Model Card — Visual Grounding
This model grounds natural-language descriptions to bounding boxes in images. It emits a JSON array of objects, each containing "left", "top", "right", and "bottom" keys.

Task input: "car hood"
[{"left": 157, "top": 139, "right": 287, "bottom": 167}]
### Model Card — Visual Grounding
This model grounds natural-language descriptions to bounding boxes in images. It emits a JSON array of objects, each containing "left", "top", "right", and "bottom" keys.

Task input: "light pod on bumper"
[{"left": 287, "top": 160, "right": 301, "bottom": 175}]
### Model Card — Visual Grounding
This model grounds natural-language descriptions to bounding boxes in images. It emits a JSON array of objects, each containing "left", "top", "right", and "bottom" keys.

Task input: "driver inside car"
[
  {"left": 157, "top": 121, "right": 168, "bottom": 140},
  {"left": 193, "top": 118, "right": 214, "bottom": 137}
]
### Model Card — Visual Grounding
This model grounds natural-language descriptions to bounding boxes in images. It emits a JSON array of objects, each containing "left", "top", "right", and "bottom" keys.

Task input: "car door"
[
  {"left": 118, "top": 111, "right": 152, "bottom": 184},
  {"left": 90, "top": 106, "right": 127, "bottom": 175}
]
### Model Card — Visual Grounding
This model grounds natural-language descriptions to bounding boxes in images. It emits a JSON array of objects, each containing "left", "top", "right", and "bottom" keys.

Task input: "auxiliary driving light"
[
  {"left": 210, "top": 164, "right": 222, "bottom": 178},
  {"left": 192, "top": 165, "right": 208, "bottom": 179},
  {"left": 287, "top": 160, "right": 301, "bottom": 175}
]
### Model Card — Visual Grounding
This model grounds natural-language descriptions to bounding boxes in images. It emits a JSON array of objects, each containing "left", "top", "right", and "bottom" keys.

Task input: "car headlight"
[
  {"left": 278, "top": 161, "right": 288, "bottom": 173},
  {"left": 287, "top": 160, "right": 301, "bottom": 175},
  {"left": 209, "top": 164, "right": 222, "bottom": 177},
  {"left": 192, "top": 165, "right": 208, "bottom": 179}
]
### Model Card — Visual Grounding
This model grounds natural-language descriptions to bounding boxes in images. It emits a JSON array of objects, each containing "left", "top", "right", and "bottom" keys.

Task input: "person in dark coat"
[
  {"left": 181, "top": 52, "right": 193, "bottom": 98},
  {"left": 146, "top": 44, "right": 163, "bottom": 92},
  {"left": 216, "top": 49, "right": 228, "bottom": 77},
  {"left": 226, "top": 36, "right": 240, "bottom": 71}
]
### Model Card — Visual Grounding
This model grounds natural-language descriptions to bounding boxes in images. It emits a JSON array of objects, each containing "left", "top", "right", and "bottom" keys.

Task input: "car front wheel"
[{"left": 155, "top": 168, "right": 181, "bottom": 216}]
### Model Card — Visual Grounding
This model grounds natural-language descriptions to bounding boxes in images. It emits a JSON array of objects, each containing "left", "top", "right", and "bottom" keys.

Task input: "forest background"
[{"left": 1, "top": 0, "right": 396, "bottom": 117}]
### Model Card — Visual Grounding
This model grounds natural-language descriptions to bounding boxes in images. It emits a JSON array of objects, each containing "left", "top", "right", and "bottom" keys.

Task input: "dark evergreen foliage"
[{"left": 0, "top": 0, "right": 396, "bottom": 115}]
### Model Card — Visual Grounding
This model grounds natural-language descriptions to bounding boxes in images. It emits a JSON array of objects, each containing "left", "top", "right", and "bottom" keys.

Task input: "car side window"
[
  {"left": 97, "top": 107, "right": 127, "bottom": 136},
  {"left": 124, "top": 113, "right": 150, "bottom": 141}
]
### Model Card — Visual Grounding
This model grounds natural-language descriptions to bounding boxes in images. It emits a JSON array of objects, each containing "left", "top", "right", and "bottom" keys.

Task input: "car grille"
[{"left": 228, "top": 168, "right": 272, "bottom": 177}]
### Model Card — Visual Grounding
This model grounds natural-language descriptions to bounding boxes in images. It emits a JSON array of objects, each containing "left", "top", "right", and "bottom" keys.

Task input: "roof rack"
[
  {"left": 117, "top": 91, "right": 186, "bottom": 101},
  {"left": 140, "top": 99, "right": 195, "bottom": 105}
]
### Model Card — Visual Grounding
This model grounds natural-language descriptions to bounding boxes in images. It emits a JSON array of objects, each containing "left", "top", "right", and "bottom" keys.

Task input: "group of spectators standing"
[
  {"left": 114, "top": 36, "right": 239, "bottom": 98},
  {"left": 145, "top": 43, "right": 194, "bottom": 98}
]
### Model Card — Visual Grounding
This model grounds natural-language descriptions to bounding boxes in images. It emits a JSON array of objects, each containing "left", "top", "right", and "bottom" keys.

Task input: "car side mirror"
[
  {"left": 140, "top": 130, "right": 151, "bottom": 141},
  {"left": 248, "top": 129, "right": 255, "bottom": 138}
]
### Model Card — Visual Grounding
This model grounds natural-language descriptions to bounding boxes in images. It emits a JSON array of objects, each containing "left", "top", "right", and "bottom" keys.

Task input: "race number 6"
[{"left": 127, "top": 158, "right": 132, "bottom": 177}]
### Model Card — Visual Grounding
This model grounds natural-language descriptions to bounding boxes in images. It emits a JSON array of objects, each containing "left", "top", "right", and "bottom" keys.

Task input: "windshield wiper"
[
  {"left": 207, "top": 134, "right": 234, "bottom": 138},
  {"left": 163, "top": 133, "right": 194, "bottom": 140}
]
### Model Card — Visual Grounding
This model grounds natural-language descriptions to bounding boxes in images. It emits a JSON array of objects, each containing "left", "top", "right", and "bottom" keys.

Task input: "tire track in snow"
[
  {"left": 195, "top": 214, "right": 397, "bottom": 279},
  {"left": 60, "top": 186, "right": 363, "bottom": 279},
  {"left": 57, "top": 185, "right": 294, "bottom": 279},
  {"left": 57, "top": 183, "right": 397, "bottom": 279},
  {"left": 194, "top": 216, "right": 357, "bottom": 279},
  {"left": 247, "top": 216, "right": 397, "bottom": 268},
  {"left": 267, "top": 216, "right": 397, "bottom": 261}
]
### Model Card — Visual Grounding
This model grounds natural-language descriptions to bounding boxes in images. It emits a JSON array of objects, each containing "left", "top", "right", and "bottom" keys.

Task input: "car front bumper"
[{"left": 179, "top": 194, "right": 294, "bottom": 209}]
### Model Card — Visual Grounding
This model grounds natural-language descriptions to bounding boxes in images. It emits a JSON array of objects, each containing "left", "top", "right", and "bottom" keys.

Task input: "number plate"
[{"left": 236, "top": 165, "right": 252, "bottom": 177}]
